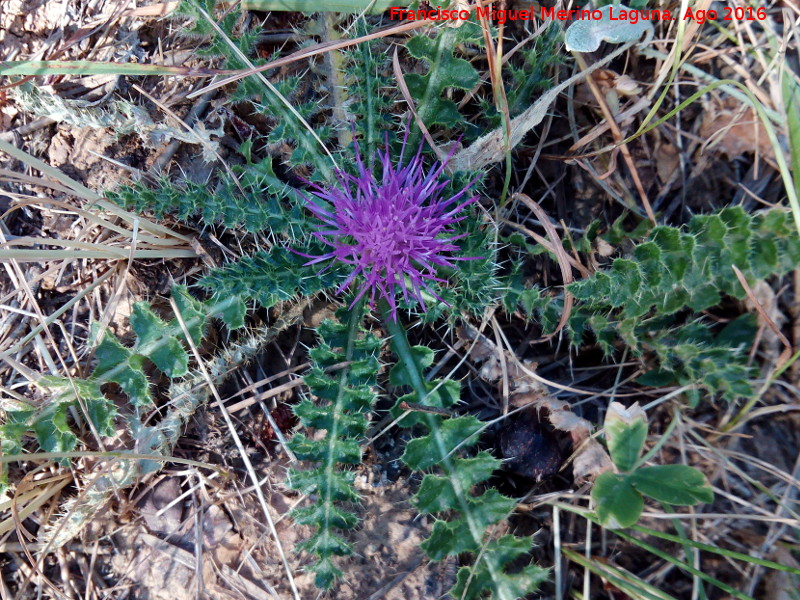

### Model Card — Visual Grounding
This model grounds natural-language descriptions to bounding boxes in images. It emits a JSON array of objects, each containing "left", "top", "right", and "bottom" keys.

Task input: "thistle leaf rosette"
[{"left": 299, "top": 136, "right": 480, "bottom": 320}]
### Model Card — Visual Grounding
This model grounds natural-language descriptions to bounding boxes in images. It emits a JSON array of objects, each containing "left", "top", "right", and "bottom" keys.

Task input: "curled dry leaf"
[
  {"left": 606, "top": 401, "right": 647, "bottom": 426},
  {"left": 447, "top": 40, "right": 635, "bottom": 173},
  {"left": 699, "top": 97, "right": 774, "bottom": 160},
  {"left": 458, "top": 323, "right": 613, "bottom": 480},
  {"left": 574, "top": 69, "right": 642, "bottom": 116},
  {"left": 447, "top": 0, "right": 470, "bottom": 27},
  {"left": 654, "top": 140, "right": 681, "bottom": 185}
]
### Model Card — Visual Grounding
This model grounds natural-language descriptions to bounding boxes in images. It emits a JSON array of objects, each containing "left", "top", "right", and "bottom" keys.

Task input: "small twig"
[
  {"left": 392, "top": 47, "right": 448, "bottom": 162},
  {"left": 170, "top": 298, "right": 303, "bottom": 600},
  {"left": 149, "top": 89, "right": 215, "bottom": 175},
  {"left": 732, "top": 265, "right": 792, "bottom": 370},
  {"left": 573, "top": 53, "right": 657, "bottom": 224},
  {"left": 513, "top": 193, "right": 576, "bottom": 339}
]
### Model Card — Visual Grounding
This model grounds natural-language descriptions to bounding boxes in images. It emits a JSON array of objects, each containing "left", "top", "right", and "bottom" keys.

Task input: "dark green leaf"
[
  {"left": 592, "top": 472, "right": 643, "bottom": 528},
  {"left": 629, "top": 465, "right": 714, "bottom": 505}
]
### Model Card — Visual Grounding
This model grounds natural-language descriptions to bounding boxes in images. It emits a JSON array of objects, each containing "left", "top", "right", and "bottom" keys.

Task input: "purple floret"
[{"left": 299, "top": 135, "right": 480, "bottom": 320}]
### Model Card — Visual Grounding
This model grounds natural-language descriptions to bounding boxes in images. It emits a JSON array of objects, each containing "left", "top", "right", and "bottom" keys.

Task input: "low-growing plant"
[
  {"left": 7, "top": 3, "right": 800, "bottom": 599},
  {"left": 98, "top": 9, "right": 800, "bottom": 595},
  {"left": 0, "top": 287, "right": 245, "bottom": 493},
  {"left": 286, "top": 305, "right": 382, "bottom": 588},
  {"left": 568, "top": 206, "right": 800, "bottom": 404},
  {"left": 592, "top": 402, "right": 714, "bottom": 529}
]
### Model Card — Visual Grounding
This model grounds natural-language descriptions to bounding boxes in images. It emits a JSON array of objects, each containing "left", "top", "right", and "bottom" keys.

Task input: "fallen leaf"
[
  {"left": 699, "top": 98, "right": 774, "bottom": 159},
  {"left": 459, "top": 323, "right": 613, "bottom": 480},
  {"left": 654, "top": 141, "right": 680, "bottom": 185},
  {"left": 565, "top": 4, "right": 654, "bottom": 53}
]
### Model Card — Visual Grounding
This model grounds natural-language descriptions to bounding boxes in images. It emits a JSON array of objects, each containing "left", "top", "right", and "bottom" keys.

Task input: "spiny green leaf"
[
  {"left": 563, "top": 207, "right": 800, "bottom": 404},
  {"left": 412, "top": 452, "right": 501, "bottom": 514},
  {"left": 287, "top": 308, "right": 381, "bottom": 589},
  {"left": 210, "top": 294, "right": 247, "bottom": 329},
  {"left": 452, "top": 536, "right": 548, "bottom": 600},
  {"left": 129, "top": 302, "right": 189, "bottom": 378},
  {"left": 171, "top": 285, "right": 207, "bottom": 346},
  {"left": 288, "top": 467, "right": 360, "bottom": 502},
  {"left": 305, "top": 556, "right": 343, "bottom": 590},
  {"left": 401, "top": 415, "right": 483, "bottom": 470},
  {"left": 32, "top": 403, "right": 77, "bottom": 456},
  {"left": 404, "top": 27, "right": 479, "bottom": 138},
  {"left": 93, "top": 333, "right": 153, "bottom": 405},
  {"left": 297, "top": 529, "right": 352, "bottom": 558},
  {"left": 292, "top": 503, "right": 358, "bottom": 530},
  {"left": 7, "top": 286, "right": 239, "bottom": 477},
  {"left": 422, "top": 518, "right": 480, "bottom": 559},
  {"left": 201, "top": 243, "right": 345, "bottom": 309},
  {"left": 389, "top": 345, "right": 435, "bottom": 386}
]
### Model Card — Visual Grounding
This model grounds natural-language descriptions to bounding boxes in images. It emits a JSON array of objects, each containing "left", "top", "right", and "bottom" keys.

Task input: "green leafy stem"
[
  {"left": 286, "top": 302, "right": 382, "bottom": 588},
  {"left": 591, "top": 402, "right": 713, "bottom": 529},
  {"left": 382, "top": 302, "right": 547, "bottom": 600},
  {"left": 1, "top": 287, "right": 245, "bottom": 461}
]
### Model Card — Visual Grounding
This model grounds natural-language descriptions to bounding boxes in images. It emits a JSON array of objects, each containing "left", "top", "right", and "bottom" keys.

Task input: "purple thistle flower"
[{"left": 299, "top": 135, "right": 480, "bottom": 321}]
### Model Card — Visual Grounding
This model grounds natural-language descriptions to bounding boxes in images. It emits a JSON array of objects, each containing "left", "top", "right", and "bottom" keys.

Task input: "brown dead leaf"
[
  {"left": 764, "top": 546, "right": 800, "bottom": 600},
  {"left": 458, "top": 323, "right": 612, "bottom": 480},
  {"left": 594, "top": 237, "right": 615, "bottom": 258},
  {"left": 654, "top": 141, "right": 680, "bottom": 185},
  {"left": 699, "top": 98, "right": 774, "bottom": 160},
  {"left": 138, "top": 477, "right": 184, "bottom": 537},
  {"left": 572, "top": 438, "right": 615, "bottom": 482}
]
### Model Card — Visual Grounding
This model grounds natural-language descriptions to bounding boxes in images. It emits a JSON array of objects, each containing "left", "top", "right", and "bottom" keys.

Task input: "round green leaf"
[
  {"left": 592, "top": 472, "right": 643, "bottom": 529},
  {"left": 628, "top": 465, "right": 714, "bottom": 506},
  {"left": 604, "top": 402, "right": 648, "bottom": 473}
]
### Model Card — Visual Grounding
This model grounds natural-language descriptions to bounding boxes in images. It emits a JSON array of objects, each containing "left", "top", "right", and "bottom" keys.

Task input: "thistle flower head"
[{"left": 300, "top": 135, "right": 480, "bottom": 320}]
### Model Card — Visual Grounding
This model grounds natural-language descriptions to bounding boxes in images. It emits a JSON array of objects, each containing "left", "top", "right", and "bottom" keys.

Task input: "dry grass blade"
[
  {"left": 732, "top": 265, "right": 792, "bottom": 370},
  {"left": 0, "top": 138, "right": 192, "bottom": 242},
  {"left": 190, "top": 2, "right": 337, "bottom": 178},
  {"left": 572, "top": 53, "right": 656, "bottom": 224},
  {"left": 0, "top": 61, "right": 232, "bottom": 77},
  {"left": 170, "top": 299, "right": 302, "bottom": 600},
  {"left": 513, "top": 192, "right": 576, "bottom": 339},
  {"left": 242, "top": 0, "right": 397, "bottom": 12},
  {"left": 186, "top": 2, "right": 494, "bottom": 100},
  {"left": 391, "top": 48, "right": 446, "bottom": 161}
]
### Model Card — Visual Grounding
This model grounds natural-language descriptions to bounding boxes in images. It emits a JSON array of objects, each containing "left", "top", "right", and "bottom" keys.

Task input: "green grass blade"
[
  {"left": 562, "top": 547, "right": 678, "bottom": 600},
  {"left": 614, "top": 528, "right": 754, "bottom": 600},
  {"left": 783, "top": 73, "right": 800, "bottom": 212},
  {"left": 631, "top": 524, "right": 800, "bottom": 575},
  {"left": 554, "top": 503, "right": 800, "bottom": 575}
]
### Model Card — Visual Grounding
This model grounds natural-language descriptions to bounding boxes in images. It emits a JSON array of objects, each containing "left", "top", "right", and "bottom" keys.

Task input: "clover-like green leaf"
[
  {"left": 401, "top": 415, "right": 483, "bottom": 471},
  {"left": 604, "top": 401, "right": 647, "bottom": 473},
  {"left": 592, "top": 472, "right": 644, "bottom": 529},
  {"left": 629, "top": 465, "right": 714, "bottom": 505}
]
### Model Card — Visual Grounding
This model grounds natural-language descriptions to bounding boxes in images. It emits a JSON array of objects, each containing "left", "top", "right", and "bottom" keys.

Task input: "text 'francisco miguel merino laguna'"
[{"left": 389, "top": 6, "right": 675, "bottom": 24}]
